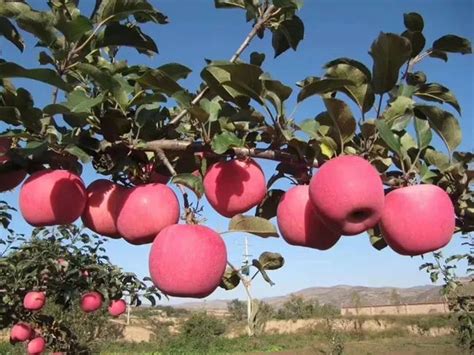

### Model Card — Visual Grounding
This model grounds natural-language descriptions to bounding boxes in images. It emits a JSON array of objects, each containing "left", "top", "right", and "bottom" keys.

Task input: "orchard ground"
[{"left": 0, "top": 307, "right": 466, "bottom": 354}]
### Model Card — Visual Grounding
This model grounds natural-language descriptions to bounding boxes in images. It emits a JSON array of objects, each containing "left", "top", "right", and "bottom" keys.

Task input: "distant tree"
[
  {"left": 390, "top": 289, "right": 402, "bottom": 306},
  {"left": 350, "top": 292, "right": 363, "bottom": 315},
  {"left": 227, "top": 299, "right": 246, "bottom": 322},
  {"left": 276, "top": 295, "right": 339, "bottom": 319}
]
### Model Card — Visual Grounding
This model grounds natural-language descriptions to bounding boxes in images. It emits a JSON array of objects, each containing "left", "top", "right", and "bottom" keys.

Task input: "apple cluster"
[
  {"left": 277, "top": 155, "right": 456, "bottom": 256},
  {"left": 10, "top": 291, "right": 126, "bottom": 354},
  {"left": 1, "top": 134, "right": 456, "bottom": 301}
]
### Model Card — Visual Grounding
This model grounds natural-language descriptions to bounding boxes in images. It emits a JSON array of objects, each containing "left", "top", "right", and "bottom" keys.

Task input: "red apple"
[
  {"left": 380, "top": 184, "right": 455, "bottom": 256},
  {"left": 309, "top": 155, "right": 384, "bottom": 235},
  {"left": 0, "top": 137, "right": 27, "bottom": 192},
  {"left": 149, "top": 224, "right": 227, "bottom": 298},
  {"left": 27, "top": 336, "right": 45, "bottom": 354},
  {"left": 108, "top": 299, "right": 127, "bottom": 317},
  {"left": 23, "top": 291, "right": 46, "bottom": 311},
  {"left": 117, "top": 183, "right": 179, "bottom": 245},
  {"left": 19, "top": 169, "right": 87, "bottom": 226},
  {"left": 203, "top": 158, "right": 266, "bottom": 218},
  {"left": 10, "top": 323, "right": 32, "bottom": 343},
  {"left": 277, "top": 185, "right": 341, "bottom": 250},
  {"left": 80, "top": 291, "right": 103, "bottom": 313},
  {"left": 81, "top": 179, "right": 125, "bottom": 238}
]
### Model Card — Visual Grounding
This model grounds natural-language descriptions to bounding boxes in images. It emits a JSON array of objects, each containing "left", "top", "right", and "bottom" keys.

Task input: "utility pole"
[{"left": 243, "top": 235, "right": 253, "bottom": 336}]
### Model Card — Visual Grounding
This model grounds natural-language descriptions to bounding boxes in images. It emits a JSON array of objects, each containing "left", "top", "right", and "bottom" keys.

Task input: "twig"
[
  {"left": 169, "top": 5, "right": 276, "bottom": 125},
  {"left": 142, "top": 139, "right": 318, "bottom": 167},
  {"left": 154, "top": 148, "right": 196, "bottom": 224}
]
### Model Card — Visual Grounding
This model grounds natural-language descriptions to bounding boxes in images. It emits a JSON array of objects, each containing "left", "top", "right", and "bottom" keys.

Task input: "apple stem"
[{"left": 155, "top": 148, "right": 199, "bottom": 224}]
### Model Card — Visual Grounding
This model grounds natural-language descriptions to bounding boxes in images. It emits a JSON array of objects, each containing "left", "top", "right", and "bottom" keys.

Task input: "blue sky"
[{"left": 1, "top": 1, "right": 473, "bottom": 304}]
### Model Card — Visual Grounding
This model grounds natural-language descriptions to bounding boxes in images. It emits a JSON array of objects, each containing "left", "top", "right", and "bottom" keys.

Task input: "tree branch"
[
  {"left": 142, "top": 139, "right": 318, "bottom": 168},
  {"left": 169, "top": 5, "right": 276, "bottom": 125}
]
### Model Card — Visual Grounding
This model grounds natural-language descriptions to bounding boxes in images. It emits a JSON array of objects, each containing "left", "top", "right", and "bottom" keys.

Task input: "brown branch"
[
  {"left": 169, "top": 5, "right": 276, "bottom": 125},
  {"left": 143, "top": 139, "right": 318, "bottom": 168}
]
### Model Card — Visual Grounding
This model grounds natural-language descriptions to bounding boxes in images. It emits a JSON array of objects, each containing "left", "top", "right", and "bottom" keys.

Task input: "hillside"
[{"left": 175, "top": 284, "right": 444, "bottom": 310}]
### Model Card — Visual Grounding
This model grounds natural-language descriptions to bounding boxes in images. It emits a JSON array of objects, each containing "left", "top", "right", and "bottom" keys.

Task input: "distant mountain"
[{"left": 175, "top": 284, "right": 445, "bottom": 311}]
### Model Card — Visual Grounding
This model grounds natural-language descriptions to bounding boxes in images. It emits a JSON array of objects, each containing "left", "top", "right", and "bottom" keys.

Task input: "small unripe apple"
[
  {"left": 10, "top": 323, "right": 32, "bottom": 343},
  {"left": 203, "top": 158, "right": 266, "bottom": 218},
  {"left": 380, "top": 184, "right": 455, "bottom": 256},
  {"left": 277, "top": 185, "right": 340, "bottom": 250},
  {"left": 56, "top": 258, "right": 69, "bottom": 272},
  {"left": 80, "top": 291, "right": 103, "bottom": 313},
  {"left": 19, "top": 169, "right": 87, "bottom": 226},
  {"left": 309, "top": 155, "right": 384, "bottom": 235},
  {"left": 0, "top": 137, "right": 27, "bottom": 192},
  {"left": 149, "top": 224, "right": 227, "bottom": 298},
  {"left": 117, "top": 183, "right": 180, "bottom": 245},
  {"left": 27, "top": 336, "right": 45, "bottom": 354},
  {"left": 81, "top": 179, "right": 125, "bottom": 238},
  {"left": 23, "top": 291, "right": 46, "bottom": 311},
  {"left": 108, "top": 299, "right": 127, "bottom": 317}
]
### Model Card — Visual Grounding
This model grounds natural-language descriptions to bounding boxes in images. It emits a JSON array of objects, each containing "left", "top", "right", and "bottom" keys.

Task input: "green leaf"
[
  {"left": 251, "top": 259, "right": 275, "bottom": 286},
  {"left": 200, "top": 98, "right": 221, "bottom": 122},
  {"left": 298, "top": 119, "right": 320, "bottom": 139},
  {"left": 414, "top": 83, "right": 461, "bottom": 115},
  {"left": 95, "top": 0, "right": 168, "bottom": 24},
  {"left": 0, "top": 16, "right": 24, "bottom": 51},
  {"left": 262, "top": 78, "right": 292, "bottom": 115},
  {"left": 429, "top": 50, "right": 448, "bottom": 62},
  {"left": 214, "top": 0, "right": 246, "bottom": 9},
  {"left": 138, "top": 69, "right": 186, "bottom": 97},
  {"left": 20, "top": 140, "right": 48, "bottom": 157},
  {"left": 211, "top": 131, "right": 244, "bottom": 154},
  {"left": 324, "top": 58, "right": 375, "bottom": 113},
  {"left": 432, "top": 35, "right": 472, "bottom": 54},
  {"left": 273, "top": 0, "right": 304, "bottom": 9},
  {"left": 382, "top": 96, "right": 415, "bottom": 127},
  {"left": 64, "top": 145, "right": 92, "bottom": 163},
  {"left": 414, "top": 105, "right": 461, "bottom": 153},
  {"left": 375, "top": 119, "right": 402, "bottom": 155},
  {"left": 171, "top": 173, "right": 204, "bottom": 199},
  {"left": 55, "top": 15, "right": 92, "bottom": 42},
  {"left": 369, "top": 32, "right": 412, "bottom": 94},
  {"left": 368, "top": 226, "right": 387, "bottom": 251},
  {"left": 258, "top": 252, "right": 285, "bottom": 270},
  {"left": 323, "top": 98, "right": 357, "bottom": 145},
  {"left": 403, "top": 12, "right": 424, "bottom": 32},
  {"left": 77, "top": 63, "right": 129, "bottom": 108},
  {"left": 63, "top": 89, "right": 104, "bottom": 113},
  {"left": 157, "top": 63, "right": 192, "bottom": 81},
  {"left": 201, "top": 62, "right": 263, "bottom": 105},
  {"left": 414, "top": 117, "right": 432, "bottom": 150},
  {"left": 297, "top": 78, "right": 354, "bottom": 102},
  {"left": 250, "top": 52, "right": 265, "bottom": 66},
  {"left": 0, "top": 106, "right": 21, "bottom": 125},
  {"left": 424, "top": 148, "right": 450, "bottom": 171},
  {"left": 0, "top": 62, "right": 71, "bottom": 91},
  {"left": 0, "top": 5, "right": 58, "bottom": 47},
  {"left": 219, "top": 267, "right": 240, "bottom": 290},
  {"left": 228, "top": 215, "right": 279, "bottom": 238},
  {"left": 96, "top": 23, "right": 158, "bottom": 54},
  {"left": 271, "top": 15, "right": 304, "bottom": 58},
  {"left": 402, "top": 30, "right": 425, "bottom": 58},
  {"left": 406, "top": 71, "right": 427, "bottom": 86},
  {"left": 255, "top": 189, "right": 285, "bottom": 220}
]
